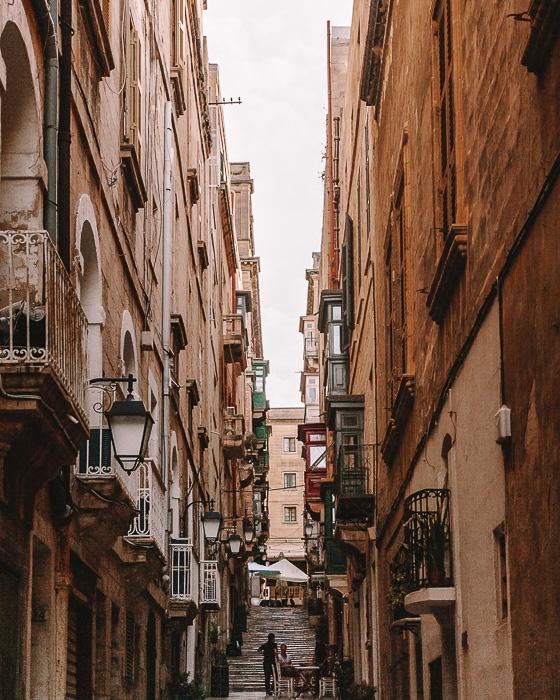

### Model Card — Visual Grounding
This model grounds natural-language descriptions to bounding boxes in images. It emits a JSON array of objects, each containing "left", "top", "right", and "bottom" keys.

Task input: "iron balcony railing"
[
  {"left": 127, "top": 458, "right": 166, "bottom": 556},
  {"left": 335, "top": 443, "right": 376, "bottom": 497},
  {"left": 200, "top": 560, "right": 221, "bottom": 608},
  {"left": 170, "top": 538, "right": 194, "bottom": 600},
  {"left": 403, "top": 488, "right": 453, "bottom": 589},
  {"left": 0, "top": 230, "right": 88, "bottom": 421}
]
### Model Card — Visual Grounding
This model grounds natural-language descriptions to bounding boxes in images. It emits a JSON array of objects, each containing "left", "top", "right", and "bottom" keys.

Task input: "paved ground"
[{"left": 207, "top": 693, "right": 317, "bottom": 699}]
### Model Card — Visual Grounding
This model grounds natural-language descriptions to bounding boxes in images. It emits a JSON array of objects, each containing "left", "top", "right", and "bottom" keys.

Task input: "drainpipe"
[
  {"left": 162, "top": 102, "right": 173, "bottom": 530},
  {"left": 58, "top": 0, "right": 72, "bottom": 269},
  {"left": 43, "top": 0, "right": 58, "bottom": 245}
]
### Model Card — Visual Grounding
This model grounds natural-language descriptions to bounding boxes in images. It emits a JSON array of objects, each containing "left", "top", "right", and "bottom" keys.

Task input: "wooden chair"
[
  {"left": 274, "top": 664, "right": 295, "bottom": 697},
  {"left": 318, "top": 675, "right": 338, "bottom": 698}
]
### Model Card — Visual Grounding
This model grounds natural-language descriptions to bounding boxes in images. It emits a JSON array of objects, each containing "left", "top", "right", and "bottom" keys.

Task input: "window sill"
[
  {"left": 426, "top": 224, "right": 467, "bottom": 325},
  {"left": 120, "top": 143, "right": 147, "bottom": 211}
]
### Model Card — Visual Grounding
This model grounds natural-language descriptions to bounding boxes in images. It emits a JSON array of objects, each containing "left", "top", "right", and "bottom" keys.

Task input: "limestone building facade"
[
  {"left": 0, "top": 1, "right": 269, "bottom": 698},
  {"left": 305, "top": 2, "right": 560, "bottom": 699}
]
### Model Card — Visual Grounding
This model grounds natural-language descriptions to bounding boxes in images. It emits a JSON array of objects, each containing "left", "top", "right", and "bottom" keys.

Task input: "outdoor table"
[{"left": 294, "top": 666, "right": 320, "bottom": 695}]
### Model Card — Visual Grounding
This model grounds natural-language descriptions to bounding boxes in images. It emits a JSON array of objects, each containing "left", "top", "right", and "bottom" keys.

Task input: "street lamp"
[
  {"left": 90, "top": 374, "right": 154, "bottom": 473},
  {"left": 304, "top": 521, "right": 313, "bottom": 539},
  {"left": 201, "top": 508, "right": 222, "bottom": 544},
  {"left": 228, "top": 533, "right": 243, "bottom": 556},
  {"left": 243, "top": 520, "right": 255, "bottom": 545}
]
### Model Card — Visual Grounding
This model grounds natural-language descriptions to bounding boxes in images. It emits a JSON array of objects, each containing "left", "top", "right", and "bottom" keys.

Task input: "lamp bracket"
[{"left": 89, "top": 374, "right": 137, "bottom": 414}]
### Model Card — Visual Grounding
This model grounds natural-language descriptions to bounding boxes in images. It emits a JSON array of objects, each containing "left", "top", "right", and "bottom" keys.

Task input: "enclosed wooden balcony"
[
  {"left": 223, "top": 314, "right": 247, "bottom": 369},
  {"left": 0, "top": 231, "right": 88, "bottom": 506}
]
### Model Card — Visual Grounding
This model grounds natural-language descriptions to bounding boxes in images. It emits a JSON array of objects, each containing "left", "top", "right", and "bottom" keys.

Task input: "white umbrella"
[{"left": 269, "top": 558, "right": 309, "bottom": 583}]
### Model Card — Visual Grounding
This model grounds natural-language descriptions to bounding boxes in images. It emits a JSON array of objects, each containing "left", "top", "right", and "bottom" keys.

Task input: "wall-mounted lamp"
[
  {"left": 243, "top": 520, "right": 255, "bottom": 545},
  {"left": 90, "top": 373, "right": 154, "bottom": 473},
  {"left": 228, "top": 533, "right": 243, "bottom": 556},
  {"left": 201, "top": 508, "right": 223, "bottom": 544},
  {"left": 304, "top": 521, "right": 313, "bottom": 539}
]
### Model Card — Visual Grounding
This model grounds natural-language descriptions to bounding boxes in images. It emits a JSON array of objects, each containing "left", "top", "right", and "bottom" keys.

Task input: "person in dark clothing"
[
  {"left": 258, "top": 632, "right": 278, "bottom": 695},
  {"left": 312, "top": 634, "right": 328, "bottom": 694}
]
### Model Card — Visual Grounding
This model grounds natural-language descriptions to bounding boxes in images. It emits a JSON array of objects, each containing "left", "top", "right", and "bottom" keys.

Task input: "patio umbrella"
[
  {"left": 270, "top": 558, "right": 309, "bottom": 583},
  {"left": 248, "top": 562, "right": 281, "bottom": 578}
]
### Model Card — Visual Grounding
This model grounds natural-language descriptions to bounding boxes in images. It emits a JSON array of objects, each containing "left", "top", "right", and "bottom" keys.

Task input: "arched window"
[{"left": 0, "top": 22, "right": 44, "bottom": 230}]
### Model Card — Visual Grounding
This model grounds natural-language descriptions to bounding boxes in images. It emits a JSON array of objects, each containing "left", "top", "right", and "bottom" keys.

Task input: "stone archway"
[{"left": 0, "top": 21, "right": 44, "bottom": 230}]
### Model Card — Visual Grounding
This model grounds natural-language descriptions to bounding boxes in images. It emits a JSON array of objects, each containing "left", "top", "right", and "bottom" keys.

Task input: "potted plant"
[{"left": 387, "top": 568, "right": 409, "bottom": 618}]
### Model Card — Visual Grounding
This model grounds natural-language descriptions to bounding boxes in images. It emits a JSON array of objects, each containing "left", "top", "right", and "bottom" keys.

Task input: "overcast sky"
[{"left": 203, "top": 1, "right": 354, "bottom": 408}]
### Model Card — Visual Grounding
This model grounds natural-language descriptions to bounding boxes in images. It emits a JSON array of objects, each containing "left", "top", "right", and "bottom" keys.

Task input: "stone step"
[{"left": 229, "top": 605, "right": 317, "bottom": 694}]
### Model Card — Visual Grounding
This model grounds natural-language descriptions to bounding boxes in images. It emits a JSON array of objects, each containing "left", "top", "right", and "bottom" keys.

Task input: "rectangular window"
[
  {"left": 284, "top": 473, "right": 296, "bottom": 489},
  {"left": 434, "top": 0, "right": 456, "bottom": 239},
  {"left": 341, "top": 214, "right": 355, "bottom": 350},
  {"left": 125, "top": 15, "right": 142, "bottom": 160},
  {"left": 283, "top": 506, "right": 297, "bottom": 523},
  {"left": 385, "top": 164, "right": 408, "bottom": 409},
  {"left": 307, "top": 387, "right": 317, "bottom": 403},
  {"left": 283, "top": 437, "right": 296, "bottom": 453}
]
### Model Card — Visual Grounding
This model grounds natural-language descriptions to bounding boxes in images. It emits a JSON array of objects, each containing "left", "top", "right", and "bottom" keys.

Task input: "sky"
[{"left": 203, "top": 0, "right": 354, "bottom": 408}]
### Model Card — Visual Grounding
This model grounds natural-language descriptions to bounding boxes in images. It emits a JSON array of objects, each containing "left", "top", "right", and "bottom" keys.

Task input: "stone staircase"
[{"left": 229, "top": 605, "right": 316, "bottom": 694}]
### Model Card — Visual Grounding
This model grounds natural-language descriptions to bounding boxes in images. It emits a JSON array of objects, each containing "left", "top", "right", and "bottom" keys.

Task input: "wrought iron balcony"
[
  {"left": 200, "top": 560, "right": 221, "bottom": 610},
  {"left": 73, "top": 413, "right": 138, "bottom": 548},
  {"left": 0, "top": 230, "right": 88, "bottom": 485},
  {"left": 223, "top": 314, "right": 247, "bottom": 369},
  {"left": 223, "top": 410, "right": 245, "bottom": 459},
  {"left": 170, "top": 538, "right": 194, "bottom": 601},
  {"left": 403, "top": 489, "right": 453, "bottom": 590},
  {"left": 168, "top": 537, "right": 199, "bottom": 623},
  {"left": 126, "top": 458, "right": 166, "bottom": 557},
  {"left": 334, "top": 443, "right": 376, "bottom": 521}
]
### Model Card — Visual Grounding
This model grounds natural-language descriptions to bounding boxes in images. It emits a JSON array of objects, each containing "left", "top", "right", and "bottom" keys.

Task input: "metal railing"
[
  {"left": 304, "top": 337, "right": 319, "bottom": 357},
  {"left": 403, "top": 489, "right": 452, "bottom": 589},
  {"left": 335, "top": 443, "right": 375, "bottom": 497},
  {"left": 200, "top": 560, "right": 221, "bottom": 607},
  {"left": 0, "top": 230, "right": 88, "bottom": 421},
  {"left": 170, "top": 538, "right": 193, "bottom": 600},
  {"left": 127, "top": 459, "right": 166, "bottom": 556}
]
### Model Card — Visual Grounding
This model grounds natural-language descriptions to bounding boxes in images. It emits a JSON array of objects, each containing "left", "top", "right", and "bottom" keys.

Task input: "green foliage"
[
  {"left": 172, "top": 672, "right": 206, "bottom": 700},
  {"left": 387, "top": 569, "right": 408, "bottom": 614}
]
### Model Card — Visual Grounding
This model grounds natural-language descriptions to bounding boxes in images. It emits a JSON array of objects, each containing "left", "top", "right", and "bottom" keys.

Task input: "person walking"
[{"left": 258, "top": 632, "right": 278, "bottom": 696}]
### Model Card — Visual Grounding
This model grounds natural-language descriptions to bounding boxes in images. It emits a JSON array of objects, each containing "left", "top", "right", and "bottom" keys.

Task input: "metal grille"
[
  {"left": 200, "top": 561, "right": 220, "bottom": 606},
  {"left": 127, "top": 460, "right": 166, "bottom": 555},
  {"left": 170, "top": 538, "right": 193, "bottom": 600},
  {"left": 403, "top": 488, "right": 452, "bottom": 589},
  {"left": 336, "top": 443, "right": 375, "bottom": 496}
]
